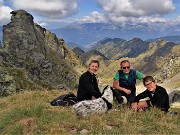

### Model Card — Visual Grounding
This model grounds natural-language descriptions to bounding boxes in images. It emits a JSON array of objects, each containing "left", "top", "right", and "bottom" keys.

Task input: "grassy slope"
[
  {"left": 0, "top": 41, "right": 179, "bottom": 134},
  {"left": 0, "top": 90, "right": 179, "bottom": 134}
]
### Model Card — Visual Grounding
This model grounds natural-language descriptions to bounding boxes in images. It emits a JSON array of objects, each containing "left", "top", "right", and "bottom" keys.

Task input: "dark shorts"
[{"left": 113, "top": 89, "right": 136, "bottom": 104}]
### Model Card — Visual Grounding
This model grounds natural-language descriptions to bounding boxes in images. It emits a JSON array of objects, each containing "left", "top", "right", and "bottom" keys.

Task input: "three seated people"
[{"left": 77, "top": 59, "right": 170, "bottom": 113}]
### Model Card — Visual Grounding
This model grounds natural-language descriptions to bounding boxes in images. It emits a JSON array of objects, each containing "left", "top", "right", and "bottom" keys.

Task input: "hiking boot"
[{"left": 166, "top": 111, "right": 178, "bottom": 115}]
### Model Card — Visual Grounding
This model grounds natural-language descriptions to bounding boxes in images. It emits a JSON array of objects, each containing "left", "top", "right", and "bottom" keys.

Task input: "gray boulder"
[{"left": 169, "top": 90, "right": 180, "bottom": 104}]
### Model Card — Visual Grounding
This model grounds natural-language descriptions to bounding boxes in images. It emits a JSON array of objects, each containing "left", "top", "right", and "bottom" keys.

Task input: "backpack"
[{"left": 50, "top": 92, "right": 77, "bottom": 106}]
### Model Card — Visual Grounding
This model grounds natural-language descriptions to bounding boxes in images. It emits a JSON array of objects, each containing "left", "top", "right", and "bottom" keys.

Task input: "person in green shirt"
[{"left": 113, "top": 60, "right": 144, "bottom": 107}]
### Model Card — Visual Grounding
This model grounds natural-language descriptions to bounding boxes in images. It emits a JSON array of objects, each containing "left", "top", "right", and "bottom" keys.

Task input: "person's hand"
[
  {"left": 92, "top": 96, "right": 96, "bottom": 100},
  {"left": 123, "top": 89, "right": 131, "bottom": 94},
  {"left": 131, "top": 102, "right": 138, "bottom": 112}
]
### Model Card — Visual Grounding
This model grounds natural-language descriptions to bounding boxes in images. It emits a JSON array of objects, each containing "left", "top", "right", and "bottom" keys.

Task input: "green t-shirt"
[{"left": 114, "top": 70, "right": 143, "bottom": 81}]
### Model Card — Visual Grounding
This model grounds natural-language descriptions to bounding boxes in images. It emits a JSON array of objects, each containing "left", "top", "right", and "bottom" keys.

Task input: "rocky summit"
[{"left": 0, "top": 10, "right": 83, "bottom": 96}]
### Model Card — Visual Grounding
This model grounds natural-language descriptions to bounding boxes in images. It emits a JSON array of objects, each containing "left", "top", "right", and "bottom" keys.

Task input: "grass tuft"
[{"left": 0, "top": 90, "right": 179, "bottom": 134}]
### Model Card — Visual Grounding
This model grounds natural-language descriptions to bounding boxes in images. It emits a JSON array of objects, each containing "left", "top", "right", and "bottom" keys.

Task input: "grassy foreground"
[{"left": 0, "top": 90, "right": 179, "bottom": 135}]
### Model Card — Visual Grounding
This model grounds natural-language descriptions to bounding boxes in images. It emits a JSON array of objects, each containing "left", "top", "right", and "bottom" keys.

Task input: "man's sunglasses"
[{"left": 122, "top": 66, "right": 130, "bottom": 69}]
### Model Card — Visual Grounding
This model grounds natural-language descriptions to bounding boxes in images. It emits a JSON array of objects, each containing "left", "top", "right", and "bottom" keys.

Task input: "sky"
[{"left": 0, "top": 0, "right": 180, "bottom": 29}]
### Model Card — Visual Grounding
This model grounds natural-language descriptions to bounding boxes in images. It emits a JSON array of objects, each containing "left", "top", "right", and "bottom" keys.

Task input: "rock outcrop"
[
  {"left": 160, "top": 53, "right": 180, "bottom": 79},
  {"left": 0, "top": 9, "right": 83, "bottom": 96},
  {"left": 169, "top": 90, "right": 180, "bottom": 104}
]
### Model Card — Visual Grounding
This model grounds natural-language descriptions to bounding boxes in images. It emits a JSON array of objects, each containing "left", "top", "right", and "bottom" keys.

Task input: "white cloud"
[
  {"left": 76, "top": 11, "right": 106, "bottom": 23},
  {"left": 0, "top": 0, "right": 178, "bottom": 30},
  {"left": 0, "top": 0, "right": 13, "bottom": 25},
  {"left": 96, "top": 0, "right": 175, "bottom": 22},
  {"left": 11, "top": 0, "right": 79, "bottom": 19}
]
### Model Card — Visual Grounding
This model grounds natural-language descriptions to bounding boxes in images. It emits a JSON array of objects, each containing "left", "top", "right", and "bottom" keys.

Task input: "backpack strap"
[{"left": 102, "top": 97, "right": 112, "bottom": 110}]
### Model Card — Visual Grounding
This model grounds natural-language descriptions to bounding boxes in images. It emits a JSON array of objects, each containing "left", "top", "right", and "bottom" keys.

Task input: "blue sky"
[{"left": 0, "top": 0, "right": 180, "bottom": 29}]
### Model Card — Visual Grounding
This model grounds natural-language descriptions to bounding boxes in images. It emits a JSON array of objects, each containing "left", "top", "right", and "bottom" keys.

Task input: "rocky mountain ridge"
[
  {"left": 0, "top": 10, "right": 84, "bottom": 96},
  {"left": 72, "top": 47, "right": 85, "bottom": 56},
  {"left": 72, "top": 47, "right": 109, "bottom": 67},
  {"left": 147, "top": 35, "right": 180, "bottom": 44},
  {"left": 89, "top": 37, "right": 150, "bottom": 59}
]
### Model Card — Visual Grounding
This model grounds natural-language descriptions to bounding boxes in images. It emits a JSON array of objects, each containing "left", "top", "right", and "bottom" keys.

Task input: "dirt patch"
[{"left": 17, "top": 117, "right": 37, "bottom": 134}]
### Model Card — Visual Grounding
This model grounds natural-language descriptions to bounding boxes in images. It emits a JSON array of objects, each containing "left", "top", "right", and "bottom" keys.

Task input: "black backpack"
[{"left": 50, "top": 92, "right": 77, "bottom": 106}]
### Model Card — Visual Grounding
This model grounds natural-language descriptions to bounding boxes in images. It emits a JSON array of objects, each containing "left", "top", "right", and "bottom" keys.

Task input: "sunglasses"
[{"left": 122, "top": 66, "right": 130, "bottom": 69}]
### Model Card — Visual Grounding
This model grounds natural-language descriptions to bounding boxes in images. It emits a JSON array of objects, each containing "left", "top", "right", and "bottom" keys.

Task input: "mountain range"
[
  {"left": 89, "top": 37, "right": 150, "bottom": 59},
  {"left": 72, "top": 37, "right": 180, "bottom": 91},
  {"left": 0, "top": 9, "right": 179, "bottom": 97},
  {"left": 1, "top": 22, "right": 180, "bottom": 49},
  {"left": 50, "top": 22, "right": 180, "bottom": 48},
  {"left": 147, "top": 35, "right": 180, "bottom": 43}
]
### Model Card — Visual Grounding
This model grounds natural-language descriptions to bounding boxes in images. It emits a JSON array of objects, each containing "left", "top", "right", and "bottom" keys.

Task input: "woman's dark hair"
[
  {"left": 89, "top": 60, "right": 100, "bottom": 67},
  {"left": 143, "top": 76, "right": 155, "bottom": 86}
]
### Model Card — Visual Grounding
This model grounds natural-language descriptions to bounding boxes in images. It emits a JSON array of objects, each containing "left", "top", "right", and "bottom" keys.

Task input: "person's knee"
[
  {"left": 113, "top": 89, "right": 121, "bottom": 96},
  {"left": 115, "top": 95, "right": 124, "bottom": 104}
]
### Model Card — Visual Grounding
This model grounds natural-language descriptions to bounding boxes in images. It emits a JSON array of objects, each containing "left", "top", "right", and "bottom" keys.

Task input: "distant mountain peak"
[
  {"left": 147, "top": 35, "right": 180, "bottom": 44},
  {"left": 130, "top": 38, "right": 144, "bottom": 42},
  {"left": 98, "top": 37, "right": 126, "bottom": 45},
  {"left": 72, "top": 47, "right": 85, "bottom": 56}
]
